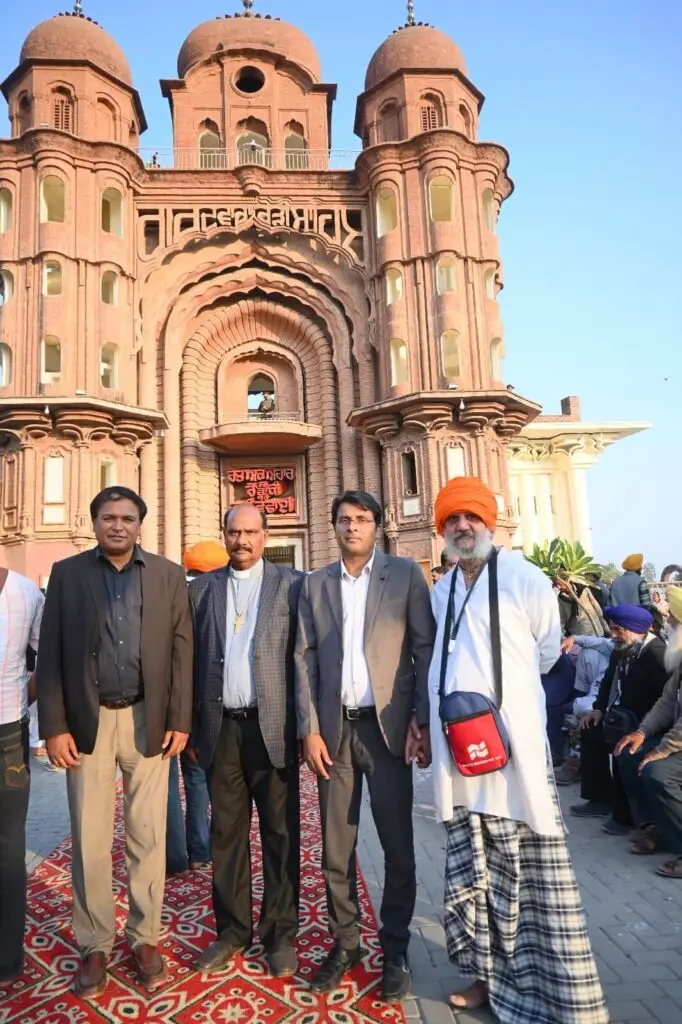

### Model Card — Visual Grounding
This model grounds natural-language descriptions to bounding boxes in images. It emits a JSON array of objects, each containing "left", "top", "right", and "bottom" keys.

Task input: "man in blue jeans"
[{"left": 616, "top": 587, "right": 682, "bottom": 877}]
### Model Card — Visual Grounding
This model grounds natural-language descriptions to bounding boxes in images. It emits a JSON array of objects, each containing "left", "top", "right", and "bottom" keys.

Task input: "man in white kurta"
[{"left": 426, "top": 476, "right": 608, "bottom": 1024}]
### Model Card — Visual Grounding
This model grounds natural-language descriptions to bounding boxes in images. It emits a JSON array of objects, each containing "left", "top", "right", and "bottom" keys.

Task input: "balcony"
[
  {"left": 199, "top": 411, "right": 322, "bottom": 456},
  {"left": 138, "top": 147, "right": 359, "bottom": 172}
]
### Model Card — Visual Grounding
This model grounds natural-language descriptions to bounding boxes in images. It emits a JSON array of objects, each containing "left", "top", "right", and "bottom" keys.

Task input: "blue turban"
[{"left": 604, "top": 604, "right": 653, "bottom": 634}]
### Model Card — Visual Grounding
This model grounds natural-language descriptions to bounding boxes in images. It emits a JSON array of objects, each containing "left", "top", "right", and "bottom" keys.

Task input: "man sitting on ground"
[{"left": 555, "top": 634, "right": 613, "bottom": 786}]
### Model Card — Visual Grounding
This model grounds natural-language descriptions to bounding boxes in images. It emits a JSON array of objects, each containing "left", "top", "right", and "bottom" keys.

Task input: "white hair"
[{"left": 444, "top": 529, "right": 494, "bottom": 563}]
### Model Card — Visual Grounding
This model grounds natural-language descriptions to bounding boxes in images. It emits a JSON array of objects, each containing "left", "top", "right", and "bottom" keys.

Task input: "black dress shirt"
[{"left": 96, "top": 546, "right": 144, "bottom": 704}]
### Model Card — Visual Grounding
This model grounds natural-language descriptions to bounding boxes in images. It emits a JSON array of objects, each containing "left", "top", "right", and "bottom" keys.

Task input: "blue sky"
[{"left": 2, "top": 1, "right": 679, "bottom": 572}]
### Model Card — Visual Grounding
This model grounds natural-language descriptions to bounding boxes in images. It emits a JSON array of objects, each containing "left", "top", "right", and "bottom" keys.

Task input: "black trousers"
[
  {"left": 0, "top": 718, "right": 30, "bottom": 979},
  {"left": 207, "top": 714, "right": 300, "bottom": 951},
  {"left": 318, "top": 717, "right": 415, "bottom": 957},
  {"left": 580, "top": 722, "right": 632, "bottom": 825}
]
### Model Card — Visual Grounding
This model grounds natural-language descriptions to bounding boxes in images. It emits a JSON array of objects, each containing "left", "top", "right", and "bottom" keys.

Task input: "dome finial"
[
  {"left": 73, "top": 0, "right": 83, "bottom": 12},
  {"left": 406, "top": 0, "right": 415, "bottom": 26},
  {"left": 242, "top": 0, "right": 254, "bottom": 15}
]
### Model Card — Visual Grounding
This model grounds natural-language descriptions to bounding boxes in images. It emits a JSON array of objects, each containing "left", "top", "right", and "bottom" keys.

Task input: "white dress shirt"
[
  {"left": 223, "top": 559, "right": 264, "bottom": 709},
  {"left": 0, "top": 571, "right": 44, "bottom": 725},
  {"left": 340, "top": 553, "right": 375, "bottom": 708}
]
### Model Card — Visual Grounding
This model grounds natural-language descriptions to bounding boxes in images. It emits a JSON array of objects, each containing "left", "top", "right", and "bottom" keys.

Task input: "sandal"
[
  {"left": 656, "top": 857, "right": 682, "bottom": 879},
  {"left": 448, "top": 980, "right": 489, "bottom": 1013},
  {"left": 628, "top": 826, "right": 662, "bottom": 855}
]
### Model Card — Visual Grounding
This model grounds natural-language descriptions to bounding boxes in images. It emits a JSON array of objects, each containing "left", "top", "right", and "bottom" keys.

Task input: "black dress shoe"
[
  {"left": 194, "top": 939, "right": 246, "bottom": 973},
  {"left": 309, "top": 943, "right": 361, "bottom": 994},
  {"left": 267, "top": 943, "right": 298, "bottom": 978},
  {"left": 381, "top": 954, "right": 412, "bottom": 1002}
]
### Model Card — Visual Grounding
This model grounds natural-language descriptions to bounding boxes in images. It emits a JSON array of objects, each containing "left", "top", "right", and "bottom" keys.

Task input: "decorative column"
[
  {"left": 568, "top": 459, "right": 593, "bottom": 554},
  {"left": 535, "top": 472, "right": 554, "bottom": 545},
  {"left": 163, "top": 367, "right": 182, "bottom": 562},
  {"left": 519, "top": 472, "right": 538, "bottom": 550},
  {"left": 139, "top": 439, "right": 158, "bottom": 553}
]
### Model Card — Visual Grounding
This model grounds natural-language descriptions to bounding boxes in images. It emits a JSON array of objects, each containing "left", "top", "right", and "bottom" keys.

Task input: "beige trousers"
[{"left": 66, "top": 703, "right": 170, "bottom": 956}]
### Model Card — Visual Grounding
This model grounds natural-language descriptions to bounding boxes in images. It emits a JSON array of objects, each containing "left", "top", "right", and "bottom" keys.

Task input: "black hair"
[
  {"left": 223, "top": 503, "right": 268, "bottom": 533},
  {"left": 440, "top": 550, "right": 451, "bottom": 569},
  {"left": 90, "top": 487, "right": 147, "bottom": 522},
  {"left": 330, "top": 490, "right": 382, "bottom": 527}
]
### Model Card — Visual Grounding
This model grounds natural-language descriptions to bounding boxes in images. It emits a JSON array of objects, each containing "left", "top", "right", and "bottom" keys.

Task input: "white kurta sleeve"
[{"left": 526, "top": 568, "right": 562, "bottom": 674}]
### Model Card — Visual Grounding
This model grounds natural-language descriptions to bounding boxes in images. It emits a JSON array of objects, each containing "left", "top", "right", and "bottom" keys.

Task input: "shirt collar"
[
  {"left": 341, "top": 551, "right": 375, "bottom": 581},
  {"left": 230, "top": 557, "right": 264, "bottom": 581},
  {"left": 96, "top": 544, "right": 146, "bottom": 568}
]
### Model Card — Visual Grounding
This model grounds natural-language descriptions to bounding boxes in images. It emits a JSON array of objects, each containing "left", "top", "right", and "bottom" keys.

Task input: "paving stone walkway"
[{"left": 25, "top": 754, "right": 682, "bottom": 1023}]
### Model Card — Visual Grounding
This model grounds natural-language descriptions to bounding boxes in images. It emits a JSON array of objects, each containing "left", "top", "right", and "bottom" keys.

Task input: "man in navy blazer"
[{"left": 189, "top": 503, "right": 303, "bottom": 979}]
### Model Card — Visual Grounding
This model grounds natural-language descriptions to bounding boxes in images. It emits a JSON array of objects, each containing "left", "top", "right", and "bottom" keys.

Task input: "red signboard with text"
[{"left": 228, "top": 467, "right": 296, "bottom": 516}]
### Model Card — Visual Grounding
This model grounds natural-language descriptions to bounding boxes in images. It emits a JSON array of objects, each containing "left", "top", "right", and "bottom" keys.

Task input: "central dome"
[
  {"left": 20, "top": 12, "right": 132, "bottom": 87},
  {"left": 177, "top": 14, "right": 321, "bottom": 81},
  {"left": 365, "top": 23, "right": 467, "bottom": 92}
]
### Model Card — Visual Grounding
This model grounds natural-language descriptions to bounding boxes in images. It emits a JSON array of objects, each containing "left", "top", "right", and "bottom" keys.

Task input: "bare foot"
[{"left": 448, "top": 979, "right": 489, "bottom": 1011}]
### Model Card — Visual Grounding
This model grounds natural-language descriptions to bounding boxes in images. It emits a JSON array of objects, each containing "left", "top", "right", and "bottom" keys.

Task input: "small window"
[
  {"left": 95, "top": 97, "right": 116, "bottom": 141},
  {"left": 386, "top": 268, "right": 403, "bottom": 305},
  {"left": 17, "top": 94, "right": 32, "bottom": 135},
  {"left": 402, "top": 451, "right": 418, "bottom": 496},
  {"left": 236, "top": 118, "right": 270, "bottom": 167},
  {"left": 40, "top": 176, "right": 65, "bottom": 223},
  {"left": 43, "top": 452, "right": 65, "bottom": 524},
  {"left": 144, "top": 220, "right": 160, "bottom": 255},
  {"left": 459, "top": 104, "right": 473, "bottom": 139},
  {"left": 378, "top": 101, "right": 401, "bottom": 143},
  {"left": 41, "top": 336, "right": 62, "bottom": 383},
  {"left": 490, "top": 338, "right": 503, "bottom": 381},
  {"left": 429, "top": 175, "right": 454, "bottom": 223},
  {"left": 441, "top": 330, "right": 460, "bottom": 378},
  {"left": 101, "top": 270, "right": 118, "bottom": 305},
  {"left": 235, "top": 66, "right": 265, "bottom": 94},
  {"left": 484, "top": 268, "right": 496, "bottom": 299},
  {"left": 0, "top": 270, "right": 14, "bottom": 304},
  {"left": 483, "top": 189, "right": 495, "bottom": 232},
  {"left": 99, "top": 458, "right": 116, "bottom": 490},
  {"left": 376, "top": 187, "right": 398, "bottom": 238},
  {"left": 101, "top": 187, "right": 123, "bottom": 235},
  {"left": 100, "top": 343, "right": 118, "bottom": 388},
  {"left": 52, "top": 88, "right": 74, "bottom": 134},
  {"left": 247, "top": 373, "right": 276, "bottom": 413},
  {"left": 436, "top": 257, "right": 456, "bottom": 295},
  {"left": 0, "top": 344, "right": 12, "bottom": 386},
  {"left": 285, "top": 126, "right": 308, "bottom": 170},
  {"left": 0, "top": 188, "right": 12, "bottom": 233},
  {"left": 199, "top": 120, "right": 223, "bottom": 169},
  {"left": 43, "top": 261, "right": 62, "bottom": 296},
  {"left": 419, "top": 95, "right": 444, "bottom": 133},
  {"left": 390, "top": 338, "right": 408, "bottom": 387}
]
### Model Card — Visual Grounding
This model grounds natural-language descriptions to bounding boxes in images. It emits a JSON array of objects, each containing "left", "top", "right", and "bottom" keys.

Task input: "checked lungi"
[{"left": 443, "top": 797, "right": 609, "bottom": 1024}]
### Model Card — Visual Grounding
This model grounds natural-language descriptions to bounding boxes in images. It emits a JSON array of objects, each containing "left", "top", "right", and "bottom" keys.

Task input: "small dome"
[
  {"left": 177, "top": 14, "right": 321, "bottom": 81},
  {"left": 20, "top": 12, "right": 132, "bottom": 86},
  {"left": 365, "top": 23, "right": 467, "bottom": 92}
]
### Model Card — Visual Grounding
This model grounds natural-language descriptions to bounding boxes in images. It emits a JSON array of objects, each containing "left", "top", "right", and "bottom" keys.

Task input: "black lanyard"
[{"left": 438, "top": 549, "right": 503, "bottom": 708}]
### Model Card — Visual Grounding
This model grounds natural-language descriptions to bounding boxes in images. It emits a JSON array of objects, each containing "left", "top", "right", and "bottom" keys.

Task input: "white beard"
[
  {"left": 445, "top": 530, "right": 494, "bottom": 563},
  {"left": 665, "top": 624, "right": 682, "bottom": 673}
]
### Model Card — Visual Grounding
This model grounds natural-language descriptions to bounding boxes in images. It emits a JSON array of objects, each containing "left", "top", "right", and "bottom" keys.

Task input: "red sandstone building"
[{"left": 0, "top": 5, "right": 643, "bottom": 581}]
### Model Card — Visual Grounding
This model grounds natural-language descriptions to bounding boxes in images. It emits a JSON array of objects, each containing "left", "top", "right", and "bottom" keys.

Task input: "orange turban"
[
  {"left": 183, "top": 540, "right": 228, "bottom": 574},
  {"left": 434, "top": 476, "right": 498, "bottom": 536},
  {"left": 622, "top": 553, "right": 644, "bottom": 571}
]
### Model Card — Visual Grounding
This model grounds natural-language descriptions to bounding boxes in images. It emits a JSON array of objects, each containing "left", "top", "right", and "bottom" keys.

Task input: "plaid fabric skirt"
[{"left": 444, "top": 799, "right": 609, "bottom": 1023}]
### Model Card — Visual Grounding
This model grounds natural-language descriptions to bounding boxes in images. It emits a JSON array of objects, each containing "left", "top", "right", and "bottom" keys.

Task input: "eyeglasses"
[{"left": 336, "top": 516, "right": 376, "bottom": 527}]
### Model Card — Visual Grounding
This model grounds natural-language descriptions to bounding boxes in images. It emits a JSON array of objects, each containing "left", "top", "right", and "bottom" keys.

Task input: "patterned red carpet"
[{"left": 0, "top": 768, "right": 405, "bottom": 1023}]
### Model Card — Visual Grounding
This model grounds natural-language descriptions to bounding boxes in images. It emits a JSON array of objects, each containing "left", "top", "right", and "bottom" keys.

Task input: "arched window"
[
  {"left": 236, "top": 118, "right": 270, "bottom": 167},
  {"left": 95, "top": 97, "right": 117, "bottom": 141},
  {"left": 247, "top": 373, "right": 276, "bottom": 414},
  {"left": 51, "top": 88, "right": 74, "bottom": 134},
  {"left": 101, "top": 270, "right": 118, "bottom": 305},
  {"left": 100, "top": 343, "right": 118, "bottom": 388},
  {"left": 17, "top": 94, "right": 32, "bottom": 135},
  {"left": 285, "top": 122, "right": 308, "bottom": 169},
  {"left": 41, "top": 336, "right": 62, "bottom": 383},
  {"left": 402, "top": 450, "right": 418, "bottom": 495},
  {"left": 0, "top": 188, "right": 12, "bottom": 232},
  {"left": 441, "top": 330, "right": 460, "bottom": 378},
  {"left": 0, "top": 270, "right": 14, "bottom": 305},
  {"left": 419, "top": 94, "right": 444, "bottom": 133},
  {"left": 99, "top": 458, "right": 116, "bottom": 490},
  {"left": 484, "top": 268, "right": 496, "bottom": 298},
  {"left": 377, "top": 101, "right": 401, "bottom": 143},
  {"left": 429, "top": 175, "right": 454, "bottom": 222},
  {"left": 386, "top": 268, "right": 404, "bottom": 305},
  {"left": 101, "top": 187, "right": 123, "bottom": 235},
  {"left": 40, "top": 176, "right": 65, "bottom": 223},
  {"left": 0, "top": 344, "right": 12, "bottom": 386},
  {"left": 390, "top": 338, "right": 408, "bottom": 387},
  {"left": 199, "top": 119, "right": 223, "bottom": 168},
  {"left": 490, "top": 338, "right": 503, "bottom": 380},
  {"left": 436, "top": 256, "right": 456, "bottom": 295},
  {"left": 43, "top": 452, "right": 65, "bottom": 524},
  {"left": 376, "top": 187, "right": 398, "bottom": 238},
  {"left": 459, "top": 104, "right": 473, "bottom": 139},
  {"left": 43, "top": 261, "right": 62, "bottom": 296},
  {"left": 482, "top": 189, "right": 495, "bottom": 232}
]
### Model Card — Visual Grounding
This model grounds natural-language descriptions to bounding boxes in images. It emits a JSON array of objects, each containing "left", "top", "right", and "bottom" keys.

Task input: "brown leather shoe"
[
  {"left": 132, "top": 944, "right": 168, "bottom": 993},
  {"left": 73, "top": 952, "right": 108, "bottom": 998}
]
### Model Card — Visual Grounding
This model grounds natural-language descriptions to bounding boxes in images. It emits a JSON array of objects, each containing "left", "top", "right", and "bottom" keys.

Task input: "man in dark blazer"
[
  {"left": 295, "top": 490, "right": 436, "bottom": 1002},
  {"left": 191, "top": 502, "right": 303, "bottom": 979},
  {"left": 37, "top": 486, "right": 193, "bottom": 998}
]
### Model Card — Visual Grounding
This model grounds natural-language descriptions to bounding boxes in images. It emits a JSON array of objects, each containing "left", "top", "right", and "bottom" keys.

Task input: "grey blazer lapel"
[
  {"left": 212, "top": 567, "right": 229, "bottom": 657},
  {"left": 254, "top": 560, "right": 281, "bottom": 636},
  {"left": 324, "top": 562, "right": 343, "bottom": 638},
  {"left": 364, "top": 552, "right": 390, "bottom": 644}
]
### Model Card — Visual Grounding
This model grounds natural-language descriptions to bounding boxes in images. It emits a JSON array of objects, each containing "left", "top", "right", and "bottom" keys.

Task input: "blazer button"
[{"left": 335, "top": 689, "right": 340, "bottom": 696}]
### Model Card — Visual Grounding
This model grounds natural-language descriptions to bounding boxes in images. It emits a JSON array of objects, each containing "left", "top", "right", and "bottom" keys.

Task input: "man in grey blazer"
[
  {"left": 295, "top": 490, "right": 435, "bottom": 1002},
  {"left": 190, "top": 503, "right": 303, "bottom": 980}
]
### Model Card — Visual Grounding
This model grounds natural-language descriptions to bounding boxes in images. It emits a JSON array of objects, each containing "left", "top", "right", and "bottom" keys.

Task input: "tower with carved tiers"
[{"left": 0, "top": 6, "right": 549, "bottom": 580}]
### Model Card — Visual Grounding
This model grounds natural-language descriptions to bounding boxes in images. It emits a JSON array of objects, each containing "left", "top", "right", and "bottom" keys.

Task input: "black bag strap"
[{"left": 438, "top": 548, "right": 503, "bottom": 708}]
